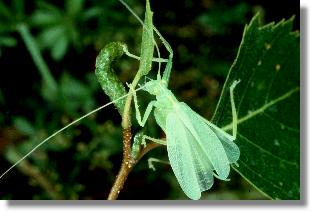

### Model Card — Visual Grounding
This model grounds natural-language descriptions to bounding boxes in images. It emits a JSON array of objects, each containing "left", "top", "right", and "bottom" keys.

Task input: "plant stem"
[
  {"left": 108, "top": 128, "right": 134, "bottom": 200},
  {"left": 137, "top": 142, "right": 161, "bottom": 161},
  {"left": 107, "top": 128, "right": 162, "bottom": 200},
  {"left": 8, "top": 149, "right": 63, "bottom": 199},
  {"left": 108, "top": 0, "right": 154, "bottom": 199},
  {"left": 16, "top": 23, "right": 58, "bottom": 96},
  {"left": 108, "top": 70, "right": 142, "bottom": 199},
  {"left": 121, "top": 74, "right": 141, "bottom": 128}
]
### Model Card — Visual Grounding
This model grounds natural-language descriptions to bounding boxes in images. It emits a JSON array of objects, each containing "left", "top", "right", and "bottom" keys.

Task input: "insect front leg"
[
  {"left": 153, "top": 27, "right": 173, "bottom": 83},
  {"left": 122, "top": 44, "right": 168, "bottom": 63},
  {"left": 229, "top": 80, "right": 240, "bottom": 140},
  {"left": 128, "top": 83, "right": 156, "bottom": 127}
]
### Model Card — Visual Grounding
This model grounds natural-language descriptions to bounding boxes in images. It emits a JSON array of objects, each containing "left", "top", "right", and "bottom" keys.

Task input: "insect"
[
  {"left": 129, "top": 70, "right": 240, "bottom": 200},
  {"left": 124, "top": 1, "right": 241, "bottom": 200}
]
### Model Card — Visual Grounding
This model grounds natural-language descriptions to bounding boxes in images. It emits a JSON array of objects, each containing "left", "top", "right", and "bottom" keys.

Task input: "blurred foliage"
[
  {"left": 30, "top": 0, "right": 102, "bottom": 60},
  {"left": 0, "top": 0, "right": 299, "bottom": 199}
]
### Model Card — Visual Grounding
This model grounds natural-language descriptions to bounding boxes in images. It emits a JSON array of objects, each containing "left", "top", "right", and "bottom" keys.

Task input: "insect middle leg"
[
  {"left": 142, "top": 135, "right": 166, "bottom": 146},
  {"left": 128, "top": 83, "right": 157, "bottom": 127},
  {"left": 129, "top": 84, "right": 167, "bottom": 145}
]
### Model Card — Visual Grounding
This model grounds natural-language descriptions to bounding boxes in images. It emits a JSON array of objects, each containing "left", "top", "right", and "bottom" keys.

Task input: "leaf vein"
[
  {"left": 262, "top": 112, "right": 299, "bottom": 133},
  {"left": 222, "top": 87, "right": 299, "bottom": 131},
  {"left": 238, "top": 133, "right": 298, "bottom": 166},
  {"left": 236, "top": 160, "right": 290, "bottom": 198}
]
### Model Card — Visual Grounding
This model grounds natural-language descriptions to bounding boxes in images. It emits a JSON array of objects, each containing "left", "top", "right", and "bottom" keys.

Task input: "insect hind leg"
[
  {"left": 143, "top": 135, "right": 166, "bottom": 146},
  {"left": 148, "top": 157, "right": 169, "bottom": 171},
  {"left": 229, "top": 79, "right": 240, "bottom": 140}
]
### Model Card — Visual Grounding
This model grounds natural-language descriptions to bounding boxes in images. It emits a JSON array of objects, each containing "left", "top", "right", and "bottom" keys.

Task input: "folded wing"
[
  {"left": 166, "top": 112, "right": 202, "bottom": 200},
  {"left": 177, "top": 103, "right": 231, "bottom": 180},
  {"left": 191, "top": 106, "right": 240, "bottom": 164}
]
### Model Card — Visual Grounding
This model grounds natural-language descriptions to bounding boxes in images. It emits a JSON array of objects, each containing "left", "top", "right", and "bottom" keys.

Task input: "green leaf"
[
  {"left": 30, "top": 10, "right": 60, "bottom": 26},
  {"left": 37, "top": 25, "right": 65, "bottom": 49},
  {"left": 51, "top": 33, "right": 68, "bottom": 60},
  {"left": 13, "top": 117, "right": 35, "bottom": 135},
  {"left": 0, "top": 36, "right": 17, "bottom": 47},
  {"left": 59, "top": 73, "right": 95, "bottom": 113},
  {"left": 137, "top": 0, "right": 154, "bottom": 77},
  {"left": 212, "top": 14, "right": 300, "bottom": 199},
  {"left": 17, "top": 24, "right": 58, "bottom": 98}
]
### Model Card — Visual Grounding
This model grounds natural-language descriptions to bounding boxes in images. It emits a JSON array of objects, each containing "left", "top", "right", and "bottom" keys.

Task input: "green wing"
[
  {"left": 178, "top": 103, "right": 230, "bottom": 180},
  {"left": 166, "top": 112, "right": 213, "bottom": 200},
  {"left": 166, "top": 112, "right": 199, "bottom": 199},
  {"left": 209, "top": 125, "right": 240, "bottom": 164},
  {"left": 191, "top": 108, "right": 240, "bottom": 164}
]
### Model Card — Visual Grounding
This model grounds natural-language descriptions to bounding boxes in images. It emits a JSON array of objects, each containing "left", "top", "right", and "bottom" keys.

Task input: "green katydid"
[
  {"left": 118, "top": 0, "right": 241, "bottom": 200},
  {"left": 128, "top": 45, "right": 240, "bottom": 200},
  {"left": 130, "top": 75, "right": 240, "bottom": 200}
]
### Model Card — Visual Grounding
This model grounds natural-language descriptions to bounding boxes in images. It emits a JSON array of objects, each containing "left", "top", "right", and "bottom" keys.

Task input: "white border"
[{"left": 300, "top": 1, "right": 312, "bottom": 212}]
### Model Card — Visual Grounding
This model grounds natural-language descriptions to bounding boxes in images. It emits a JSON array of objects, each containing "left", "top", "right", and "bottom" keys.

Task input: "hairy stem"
[
  {"left": 108, "top": 0, "right": 154, "bottom": 199},
  {"left": 107, "top": 129, "right": 162, "bottom": 200},
  {"left": 108, "top": 70, "right": 142, "bottom": 200},
  {"left": 121, "top": 74, "right": 141, "bottom": 128},
  {"left": 108, "top": 128, "right": 134, "bottom": 200}
]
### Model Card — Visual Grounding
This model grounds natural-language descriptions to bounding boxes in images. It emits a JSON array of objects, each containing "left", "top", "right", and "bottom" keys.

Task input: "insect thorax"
[{"left": 143, "top": 79, "right": 166, "bottom": 95}]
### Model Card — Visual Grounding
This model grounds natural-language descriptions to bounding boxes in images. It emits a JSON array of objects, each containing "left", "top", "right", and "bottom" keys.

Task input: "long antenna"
[
  {"left": 118, "top": 0, "right": 163, "bottom": 75},
  {"left": 1, "top": 0, "right": 163, "bottom": 180},
  {"left": 0, "top": 86, "right": 147, "bottom": 179}
]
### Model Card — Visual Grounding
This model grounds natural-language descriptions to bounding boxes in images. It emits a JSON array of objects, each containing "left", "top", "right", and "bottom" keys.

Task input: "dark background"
[{"left": 0, "top": 0, "right": 299, "bottom": 199}]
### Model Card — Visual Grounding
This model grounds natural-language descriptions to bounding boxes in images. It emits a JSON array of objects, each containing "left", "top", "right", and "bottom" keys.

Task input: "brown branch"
[
  {"left": 12, "top": 151, "right": 63, "bottom": 199},
  {"left": 107, "top": 128, "right": 135, "bottom": 200},
  {"left": 136, "top": 142, "right": 162, "bottom": 162},
  {"left": 107, "top": 129, "right": 164, "bottom": 199}
]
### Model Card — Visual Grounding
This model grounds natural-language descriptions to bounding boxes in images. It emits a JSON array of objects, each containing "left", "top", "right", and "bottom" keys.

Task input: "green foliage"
[
  {"left": 197, "top": 2, "right": 249, "bottom": 34},
  {"left": 213, "top": 15, "right": 300, "bottom": 199},
  {"left": 58, "top": 73, "right": 97, "bottom": 114},
  {"left": 0, "top": 36, "right": 16, "bottom": 55},
  {"left": 30, "top": 0, "right": 101, "bottom": 60},
  {"left": 17, "top": 23, "right": 58, "bottom": 98},
  {"left": 0, "top": 0, "right": 23, "bottom": 55}
]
